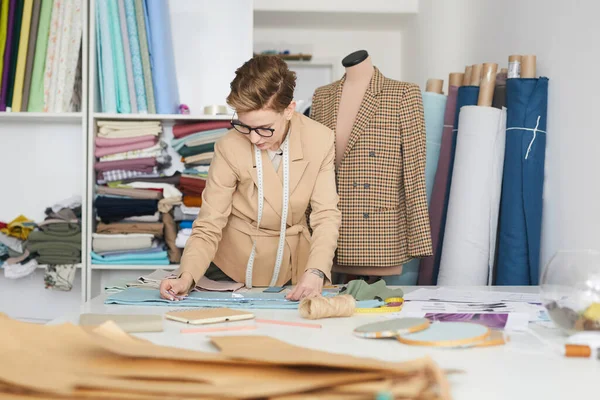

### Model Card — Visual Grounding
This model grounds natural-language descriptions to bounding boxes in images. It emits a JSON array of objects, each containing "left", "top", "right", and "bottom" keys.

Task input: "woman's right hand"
[{"left": 159, "top": 272, "right": 194, "bottom": 301}]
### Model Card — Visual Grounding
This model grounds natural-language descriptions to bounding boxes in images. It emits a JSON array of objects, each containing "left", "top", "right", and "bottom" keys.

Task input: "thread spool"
[
  {"left": 508, "top": 55, "right": 522, "bottom": 78},
  {"left": 298, "top": 295, "right": 356, "bottom": 320},
  {"left": 477, "top": 63, "right": 498, "bottom": 107},
  {"left": 470, "top": 64, "right": 483, "bottom": 87},
  {"left": 565, "top": 344, "right": 592, "bottom": 358},
  {"left": 426, "top": 79, "right": 444, "bottom": 94},
  {"left": 521, "top": 55, "right": 537, "bottom": 78},
  {"left": 449, "top": 72, "right": 464, "bottom": 88},
  {"left": 462, "top": 66, "right": 473, "bottom": 86}
]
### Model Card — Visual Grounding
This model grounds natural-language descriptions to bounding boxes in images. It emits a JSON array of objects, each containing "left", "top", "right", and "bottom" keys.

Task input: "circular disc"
[
  {"left": 353, "top": 317, "right": 430, "bottom": 339},
  {"left": 397, "top": 322, "right": 490, "bottom": 347}
]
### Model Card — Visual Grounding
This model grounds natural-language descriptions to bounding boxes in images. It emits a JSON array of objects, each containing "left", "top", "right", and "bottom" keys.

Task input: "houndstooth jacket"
[{"left": 310, "top": 67, "right": 432, "bottom": 268}]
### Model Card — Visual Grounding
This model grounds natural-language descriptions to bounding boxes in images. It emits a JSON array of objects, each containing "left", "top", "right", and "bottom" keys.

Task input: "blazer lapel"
[
  {"left": 287, "top": 115, "right": 308, "bottom": 226},
  {"left": 340, "top": 67, "right": 385, "bottom": 169}
]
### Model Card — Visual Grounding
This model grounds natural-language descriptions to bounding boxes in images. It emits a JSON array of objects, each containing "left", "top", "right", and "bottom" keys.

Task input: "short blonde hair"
[{"left": 226, "top": 55, "right": 296, "bottom": 113}]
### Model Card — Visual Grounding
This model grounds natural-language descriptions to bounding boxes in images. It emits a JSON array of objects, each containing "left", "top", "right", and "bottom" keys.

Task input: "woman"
[{"left": 159, "top": 55, "right": 341, "bottom": 301}]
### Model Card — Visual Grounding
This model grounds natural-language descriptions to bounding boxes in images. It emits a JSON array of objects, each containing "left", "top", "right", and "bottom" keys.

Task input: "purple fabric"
[
  {"left": 94, "top": 157, "right": 157, "bottom": 172},
  {"left": 0, "top": 0, "right": 17, "bottom": 111},
  {"left": 418, "top": 85, "right": 459, "bottom": 285},
  {"left": 95, "top": 134, "right": 158, "bottom": 147},
  {"left": 94, "top": 138, "right": 157, "bottom": 157},
  {"left": 425, "top": 313, "right": 508, "bottom": 330}
]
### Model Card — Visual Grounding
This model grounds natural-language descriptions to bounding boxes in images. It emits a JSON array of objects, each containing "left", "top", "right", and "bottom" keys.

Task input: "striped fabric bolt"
[{"left": 310, "top": 67, "right": 432, "bottom": 268}]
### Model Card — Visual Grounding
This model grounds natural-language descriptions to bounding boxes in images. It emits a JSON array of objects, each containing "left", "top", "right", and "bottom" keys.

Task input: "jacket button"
[
  {"left": 364, "top": 183, "right": 370, "bottom": 189},
  {"left": 363, "top": 213, "right": 369, "bottom": 219},
  {"left": 369, "top": 151, "right": 376, "bottom": 157}
]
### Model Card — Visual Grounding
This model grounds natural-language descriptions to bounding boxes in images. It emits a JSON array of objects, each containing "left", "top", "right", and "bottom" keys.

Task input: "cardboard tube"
[
  {"left": 521, "top": 55, "right": 537, "bottom": 78},
  {"left": 470, "top": 64, "right": 483, "bottom": 87},
  {"left": 477, "top": 63, "right": 498, "bottom": 107},
  {"left": 508, "top": 55, "right": 521, "bottom": 78},
  {"left": 426, "top": 79, "right": 444, "bottom": 94},
  {"left": 449, "top": 73, "right": 464, "bottom": 88},
  {"left": 462, "top": 66, "right": 473, "bottom": 86}
]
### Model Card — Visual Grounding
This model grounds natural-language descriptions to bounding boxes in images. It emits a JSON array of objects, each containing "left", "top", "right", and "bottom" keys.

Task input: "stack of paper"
[{"left": 0, "top": 315, "right": 451, "bottom": 399}]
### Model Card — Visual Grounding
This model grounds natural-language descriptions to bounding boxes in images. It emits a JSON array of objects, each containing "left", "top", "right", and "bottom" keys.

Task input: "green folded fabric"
[
  {"left": 39, "top": 222, "right": 81, "bottom": 235},
  {"left": 177, "top": 142, "right": 215, "bottom": 158},
  {"left": 27, "top": 230, "right": 82, "bottom": 246},
  {"left": 340, "top": 279, "right": 404, "bottom": 301}
]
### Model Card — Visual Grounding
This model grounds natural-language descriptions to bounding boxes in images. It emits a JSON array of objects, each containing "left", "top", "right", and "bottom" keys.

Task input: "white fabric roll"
[{"left": 437, "top": 106, "right": 507, "bottom": 286}]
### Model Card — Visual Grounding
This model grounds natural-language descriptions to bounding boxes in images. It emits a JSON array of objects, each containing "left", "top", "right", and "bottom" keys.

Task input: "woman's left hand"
[{"left": 286, "top": 269, "right": 324, "bottom": 301}]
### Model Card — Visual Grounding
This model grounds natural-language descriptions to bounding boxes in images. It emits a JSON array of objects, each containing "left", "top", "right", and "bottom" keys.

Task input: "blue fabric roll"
[
  {"left": 433, "top": 85, "right": 479, "bottom": 284},
  {"left": 179, "top": 220, "right": 193, "bottom": 229},
  {"left": 96, "top": 0, "right": 117, "bottom": 113},
  {"left": 91, "top": 250, "right": 169, "bottom": 263},
  {"left": 384, "top": 91, "right": 446, "bottom": 286},
  {"left": 144, "top": 0, "right": 179, "bottom": 114},
  {"left": 496, "top": 78, "right": 548, "bottom": 285}
]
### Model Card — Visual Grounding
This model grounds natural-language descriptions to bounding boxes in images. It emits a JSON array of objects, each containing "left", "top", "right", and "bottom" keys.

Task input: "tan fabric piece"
[
  {"left": 96, "top": 186, "right": 163, "bottom": 200},
  {"left": 96, "top": 222, "right": 164, "bottom": 237}
]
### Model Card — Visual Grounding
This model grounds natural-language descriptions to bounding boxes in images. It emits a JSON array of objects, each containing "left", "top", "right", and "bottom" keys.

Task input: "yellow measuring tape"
[{"left": 354, "top": 297, "right": 404, "bottom": 314}]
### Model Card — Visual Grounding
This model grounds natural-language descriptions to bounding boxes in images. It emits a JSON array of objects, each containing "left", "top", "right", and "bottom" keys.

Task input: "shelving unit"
[
  {"left": 85, "top": 0, "right": 253, "bottom": 300},
  {"left": 0, "top": 2, "right": 89, "bottom": 322}
]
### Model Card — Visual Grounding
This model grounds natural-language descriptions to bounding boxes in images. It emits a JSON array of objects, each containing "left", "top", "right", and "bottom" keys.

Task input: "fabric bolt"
[
  {"left": 311, "top": 68, "right": 431, "bottom": 269},
  {"left": 0, "top": 0, "right": 16, "bottom": 111},
  {"left": 95, "top": 138, "right": 157, "bottom": 157},
  {"left": 68, "top": 40, "right": 82, "bottom": 111},
  {"left": 97, "top": 125, "right": 162, "bottom": 138},
  {"left": 134, "top": 0, "right": 155, "bottom": 113},
  {"left": 91, "top": 250, "right": 169, "bottom": 264},
  {"left": 124, "top": 0, "right": 147, "bottom": 113},
  {"left": 117, "top": 0, "right": 137, "bottom": 113},
  {"left": 95, "top": 196, "right": 158, "bottom": 223},
  {"left": 122, "top": 212, "right": 160, "bottom": 222},
  {"left": 97, "top": 168, "right": 160, "bottom": 184},
  {"left": 120, "top": 170, "right": 181, "bottom": 185},
  {"left": 423, "top": 85, "right": 480, "bottom": 285},
  {"left": 171, "top": 128, "right": 228, "bottom": 151},
  {"left": 496, "top": 77, "right": 549, "bottom": 286},
  {"left": 4, "top": 258, "right": 38, "bottom": 279},
  {"left": 95, "top": 246, "right": 164, "bottom": 257},
  {"left": 175, "top": 228, "right": 191, "bottom": 248},
  {"left": 183, "top": 152, "right": 214, "bottom": 165},
  {"left": 26, "top": 0, "right": 52, "bottom": 112},
  {"left": 173, "top": 121, "right": 233, "bottom": 139},
  {"left": 179, "top": 220, "right": 193, "bottom": 229},
  {"left": 178, "top": 142, "right": 215, "bottom": 158},
  {"left": 44, "top": 264, "right": 78, "bottom": 291},
  {"left": 95, "top": 0, "right": 116, "bottom": 113},
  {"left": 95, "top": 134, "right": 157, "bottom": 147},
  {"left": 96, "top": 222, "right": 164, "bottom": 237},
  {"left": 5, "top": 0, "right": 23, "bottom": 109},
  {"left": 20, "top": 0, "right": 42, "bottom": 111},
  {"left": 182, "top": 195, "right": 202, "bottom": 208},
  {"left": 10, "top": 0, "right": 33, "bottom": 112},
  {"left": 94, "top": 156, "right": 157, "bottom": 172},
  {"left": 437, "top": 106, "right": 507, "bottom": 286},
  {"left": 493, "top": 71, "right": 507, "bottom": 109},
  {"left": 45, "top": 0, "right": 69, "bottom": 111},
  {"left": 107, "top": 0, "right": 130, "bottom": 113},
  {"left": 98, "top": 142, "right": 166, "bottom": 162},
  {"left": 162, "top": 211, "right": 182, "bottom": 263},
  {"left": 145, "top": 0, "right": 179, "bottom": 114},
  {"left": 96, "top": 185, "right": 163, "bottom": 200},
  {"left": 92, "top": 233, "right": 154, "bottom": 253},
  {"left": 0, "top": 0, "right": 9, "bottom": 84}
]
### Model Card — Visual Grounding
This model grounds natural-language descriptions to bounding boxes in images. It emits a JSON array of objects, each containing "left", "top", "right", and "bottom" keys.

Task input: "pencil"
[{"left": 255, "top": 319, "right": 322, "bottom": 329}]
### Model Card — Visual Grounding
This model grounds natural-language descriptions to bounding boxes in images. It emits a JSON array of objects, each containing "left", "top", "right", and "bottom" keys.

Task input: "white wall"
[
  {"left": 254, "top": 12, "right": 407, "bottom": 89},
  {"left": 402, "top": 0, "right": 600, "bottom": 273}
]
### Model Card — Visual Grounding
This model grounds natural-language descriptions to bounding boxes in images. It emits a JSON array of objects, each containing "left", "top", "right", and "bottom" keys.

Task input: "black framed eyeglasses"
[{"left": 230, "top": 114, "right": 276, "bottom": 138}]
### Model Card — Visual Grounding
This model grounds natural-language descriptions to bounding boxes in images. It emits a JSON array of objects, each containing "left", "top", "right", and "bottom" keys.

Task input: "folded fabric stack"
[
  {"left": 0, "top": 196, "right": 82, "bottom": 291},
  {"left": 171, "top": 120, "right": 230, "bottom": 248},
  {"left": 0, "top": 0, "right": 83, "bottom": 112}
]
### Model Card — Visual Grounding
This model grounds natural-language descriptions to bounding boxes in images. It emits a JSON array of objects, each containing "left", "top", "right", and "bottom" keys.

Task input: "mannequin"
[
  {"left": 310, "top": 50, "right": 432, "bottom": 278},
  {"left": 335, "top": 51, "right": 373, "bottom": 169}
]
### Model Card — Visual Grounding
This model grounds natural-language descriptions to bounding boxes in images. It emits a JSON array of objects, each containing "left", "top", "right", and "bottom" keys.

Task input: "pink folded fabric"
[
  {"left": 95, "top": 135, "right": 157, "bottom": 148},
  {"left": 173, "top": 121, "right": 232, "bottom": 139},
  {"left": 94, "top": 139, "right": 157, "bottom": 157},
  {"left": 94, "top": 157, "right": 157, "bottom": 172}
]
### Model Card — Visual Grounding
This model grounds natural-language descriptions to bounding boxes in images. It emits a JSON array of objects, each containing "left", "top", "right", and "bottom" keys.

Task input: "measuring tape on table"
[
  {"left": 354, "top": 297, "right": 404, "bottom": 314},
  {"left": 245, "top": 132, "right": 290, "bottom": 288}
]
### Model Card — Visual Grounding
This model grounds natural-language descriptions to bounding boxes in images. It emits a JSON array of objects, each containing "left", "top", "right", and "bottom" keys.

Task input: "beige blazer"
[{"left": 180, "top": 112, "right": 341, "bottom": 287}]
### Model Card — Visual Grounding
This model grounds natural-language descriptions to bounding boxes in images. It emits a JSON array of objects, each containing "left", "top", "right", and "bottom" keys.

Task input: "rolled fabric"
[
  {"left": 124, "top": 0, "right": 147, "bottom": 113},
  {"left": 496, "top": 77, "right": 549, "bottom": 285},
  {"left": 10, "top": 0, "right": 33, "bottom": 112},
  {"left": 96, "top": 0, "right": 117, "bottom": 113},
  {"left": 418, "top": 85, "right": 459, "bottom": 285},
  {"left": 134, "top": 0, "right": 155, "bottom": 113},
  {"left": 0, "top": 0, "right": 10, "bottom": 82},
  {"left": 145, "top": 0, "right": 179, "bottom": 114},
  {"left": 5, "top": 0, "right": 23, "bottom": 109},
  {"left": 0, "top": 0, "right": 17, "bottom": 111},
  {"left": 117, "top": 0, "right": 137, "bottom": 113},
  {"left": 299, "top": 295, "right": 356, "bottom": 320},
  {"left": 95, "top": 134, "right": 157, "bottom": 147},
  {"left": 26, "top": 0, "right": 52, "bottom": 112},
  {"left": 56, "top": 0, "right": 82, "bottom": 112},
  {"left": 107, "top": 0, "right": 130, "bottom": 113},
  {"left": 20, "top": 0, "right": 42, "bottom": 111},
  {"left": 173, "top": 121, "right": 232, "bottom": 139},
  {"left": 437, "top": 106, "right": 507, "bottom": 285}
]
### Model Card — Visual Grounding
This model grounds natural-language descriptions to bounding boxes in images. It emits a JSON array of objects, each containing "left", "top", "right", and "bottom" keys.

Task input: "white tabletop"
[{"left": 51, "top": 286, "right": 598, "bottom": 400}]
